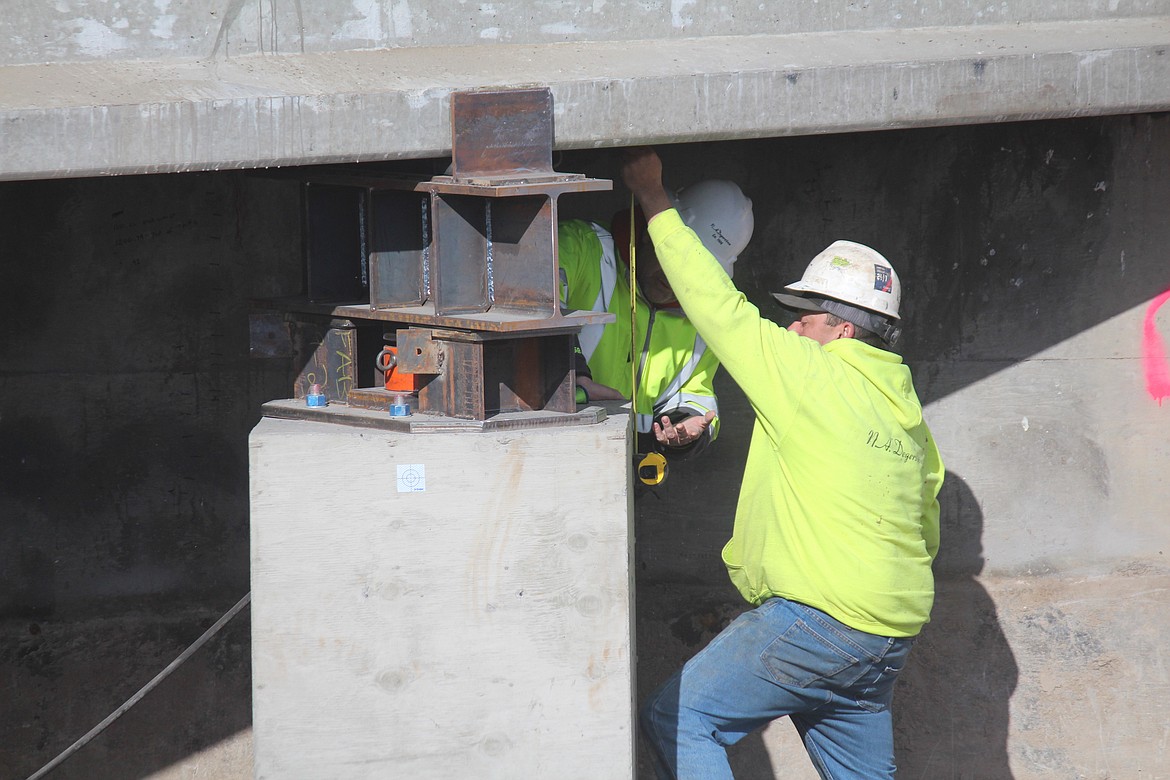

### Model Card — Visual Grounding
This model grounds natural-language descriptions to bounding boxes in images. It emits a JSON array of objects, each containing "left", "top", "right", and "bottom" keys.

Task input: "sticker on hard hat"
[
  {"left": 830, "top": 255, "right": 852, "bottom": 268},
  {"left": 874, "top": 265, "right": 893, "bottom": 292}
]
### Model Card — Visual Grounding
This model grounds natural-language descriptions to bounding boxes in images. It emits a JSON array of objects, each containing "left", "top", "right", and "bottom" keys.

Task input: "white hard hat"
[
  {"left": 772, "top": 240, "right": 903, "bottom": 344},
  {"left": 669, "top": 180, "right": 754, "bottom": 277}
]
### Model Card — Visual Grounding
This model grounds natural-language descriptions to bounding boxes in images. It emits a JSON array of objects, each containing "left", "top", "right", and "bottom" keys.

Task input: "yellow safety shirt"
[{"left": 558, "top": 219, "right": 721, "bottom": 444}]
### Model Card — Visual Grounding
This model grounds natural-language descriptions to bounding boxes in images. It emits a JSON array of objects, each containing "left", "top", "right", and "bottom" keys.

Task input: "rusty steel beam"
[
  {"left": 450, "top": 88, "right": 554, "bottom": 181},
  {"left": 273, "top": 87, "right": 617, "bottom": 422},
  {"left": 395, "top": 327, "right": 576, "bottom": 420}
]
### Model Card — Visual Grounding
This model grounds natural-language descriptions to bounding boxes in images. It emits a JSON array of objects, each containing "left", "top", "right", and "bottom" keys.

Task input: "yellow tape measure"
[
  {"left": 638, "top": 451, "right": 668, "bottom": 486},
  {"left": 628, "top": 194, "right": 668, "bottom": 486}
]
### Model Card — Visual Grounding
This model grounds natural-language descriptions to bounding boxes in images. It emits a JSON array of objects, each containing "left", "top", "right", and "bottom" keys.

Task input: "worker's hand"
[
  {"left": 621, "top": 147, "right": 673, "bottom": 220},
  {"left": 576, "top": 376, "right": 626, "bottom": 402},
  {"left": 653, "top": 411, "right": 715, "bottom": 448}
]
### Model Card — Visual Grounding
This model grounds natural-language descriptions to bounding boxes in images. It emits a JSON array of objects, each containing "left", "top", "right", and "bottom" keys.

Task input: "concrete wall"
[
  {"left": 3, "top": 3, "right": 1168, "bottom": 179},
  {"left": 0, "top": 172, "right": 298, "bottom": 778},
  {"left": 4, "top": 0, "right": 1167, "bottom": 63},
  {"left": 4, "top": 0, "right": 1165, "bottom": 64},
  {"left": 3, "top": 112, "right": 1168, "bottom": 778}
]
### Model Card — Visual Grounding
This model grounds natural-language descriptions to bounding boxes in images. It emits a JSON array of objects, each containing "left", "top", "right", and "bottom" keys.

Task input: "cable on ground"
[{"left": 25, "top": 592, "right": 252, "bottom": 780}]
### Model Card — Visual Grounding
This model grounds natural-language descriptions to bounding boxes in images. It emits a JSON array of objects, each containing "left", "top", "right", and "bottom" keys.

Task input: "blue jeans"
[{"left": 640, "top": 597, "right": 915, "bottom": 780}]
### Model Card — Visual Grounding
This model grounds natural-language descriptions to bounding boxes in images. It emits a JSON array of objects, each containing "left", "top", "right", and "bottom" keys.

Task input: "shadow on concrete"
[
  {"left": 0, "top": 599, "right": 252, "bottom": 780},
  {"left": 893, "top": 473, "right": 1018, "bottom": 778},
  {"left": 633, "top": 579, "right": 756, "bottom": 779}
]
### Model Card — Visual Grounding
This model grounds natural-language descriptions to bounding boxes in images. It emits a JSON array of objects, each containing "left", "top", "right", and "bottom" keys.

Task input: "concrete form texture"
[{"left": 249, "top": 412, "right": 634, "bottom": 778}]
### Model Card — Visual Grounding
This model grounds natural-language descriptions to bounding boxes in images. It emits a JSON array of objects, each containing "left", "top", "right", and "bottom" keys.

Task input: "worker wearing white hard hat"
[
  {"left": 621, "top": 146, "right": 943, "bottom": 780},
  {"left": 558, "top": 168, "right": 754, "bottom": 458},
  {"left": 771, "top": 239, "right": 904, "bottom": 346}
]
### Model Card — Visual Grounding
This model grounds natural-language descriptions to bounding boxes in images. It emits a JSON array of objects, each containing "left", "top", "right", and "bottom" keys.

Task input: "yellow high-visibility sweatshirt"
[{"left": 648, "top": 209, "right": 944, "bottom": 638}]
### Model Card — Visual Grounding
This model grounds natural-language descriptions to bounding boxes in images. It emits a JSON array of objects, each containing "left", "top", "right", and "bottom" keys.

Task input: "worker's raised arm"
[
  {"left": 620, "top": 148, "right": 808, "bottom": 437},
  {"left": 621, "top": 147, "right": 673, "bottom": 220}
]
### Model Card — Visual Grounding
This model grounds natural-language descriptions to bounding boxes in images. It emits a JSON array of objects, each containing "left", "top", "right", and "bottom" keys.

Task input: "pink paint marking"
[{"left": 1143, "top": 289, "right": 1170, "bottom": 406}]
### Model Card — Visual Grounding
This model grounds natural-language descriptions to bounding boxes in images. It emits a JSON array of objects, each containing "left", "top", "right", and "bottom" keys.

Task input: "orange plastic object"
[{"left": 377, "top": 346, "right": 419, "bottom": 392}]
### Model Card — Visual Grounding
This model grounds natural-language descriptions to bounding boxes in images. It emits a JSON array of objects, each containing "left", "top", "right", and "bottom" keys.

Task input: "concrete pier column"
[{"left": 249, "top": 406, "right": 634, "bottom": 779}]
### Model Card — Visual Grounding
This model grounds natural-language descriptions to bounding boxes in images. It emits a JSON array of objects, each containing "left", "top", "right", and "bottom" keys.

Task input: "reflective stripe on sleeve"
[{"left": 578, "top": 224, "right": 619, "bottom": 362}]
